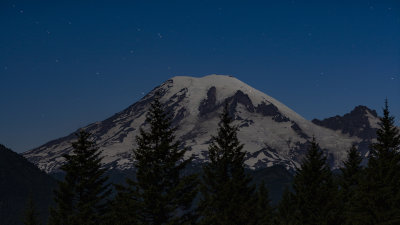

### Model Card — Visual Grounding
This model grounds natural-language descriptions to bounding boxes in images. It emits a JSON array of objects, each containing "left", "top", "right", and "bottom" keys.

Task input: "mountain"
[
  {"left": 0, "top": 144, "right": 56, "bottom": 225},
  {"left": 312, "top": 105, "right": 380, "bottom": 161},
  {"left": 22, "top": 75, "right": 378, "bottom": 173},
  {"left": 312, "top": 105, "right": 379, "bottom": 140}
]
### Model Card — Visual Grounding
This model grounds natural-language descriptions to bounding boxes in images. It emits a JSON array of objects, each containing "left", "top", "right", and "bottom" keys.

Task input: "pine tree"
[
  {"left": 349, "top": 100, "right": 400, "bottom": 224},
  {"left": 339, "top": 145, "right": 363, "bottom": 225},
  {"left": 115, "top": 95, "right": 198, "bottom": 225},
  {"left": 23, "top": 195, "right": 41, "bottom": 225},
  {"left": 290, "top": 137, "right": 338, "bottom": 225},
  {"left": 253, "top": 181, "right": 274, "bottom": 225},
  {"left": 48, "top": 130, "right": 111, "bottom": 225},
  {"left": 105, "top": 181, "right": 140, "bottom": 225},
  {"left": 275, "top": 187, "right": 295, "bottom": 225},
  {"left": 198, "top": 103, "right": 256, "bottom": 225}
]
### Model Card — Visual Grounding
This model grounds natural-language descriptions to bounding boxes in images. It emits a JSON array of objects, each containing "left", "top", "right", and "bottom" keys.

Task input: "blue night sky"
[{"left": 1, "top": 1, "right": 399, "bottom": 153}]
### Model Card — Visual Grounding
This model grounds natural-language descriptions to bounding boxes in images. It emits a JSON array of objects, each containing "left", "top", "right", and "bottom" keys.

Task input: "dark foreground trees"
[
  {"left": 112, "top": 96, "right": 198, "bottom": 225},
  {"left": 254, "top": 181, "right": 274, "bottom": 225},
  {"left": 48, "top": 130, "right": 111, "bottom": 225},
  {"left": 286, "top": 138, "right": 338, "bottom": 225},
  {"left": 348, "top": 100, "right": 400, "bottom": 224},
  {"left": 338, "top": 145, "right": 363, "bottom": 225},
  {"left": 198, "top": 104, "right": 262, "bottom": 225},
  {"left": 23, "top": 196, "right": 41, "bottom": 225},
  {"left": 42, "top": 99, "right": 398, "bottom": 225}
]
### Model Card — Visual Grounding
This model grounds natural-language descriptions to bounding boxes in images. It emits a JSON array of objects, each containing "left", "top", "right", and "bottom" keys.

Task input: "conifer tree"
[
  {"left": 338, "top": 145, "right": 363, "bottom": 225},
  {"left": 253, "top": 181, "right": 274, "bottom": 225},
  {"left": 48, "top": 130, "right": 111, "bottom": 225},
  {"left": 23, "top": 195, "right": 40, "bottom": 225},
  {"left": 115, "top": 95, "right": 198, "bottom": 225},
  {"left": 349, "top": 100, "right": 400, "bottom": 224},
  {"left": 290, "top": 137, "right": 338, "bottom": 225},
  {"left": 198, "top": 103, "right": 256, "bottom": 225},
  {"left": 105, "top": 182, "right": 140, "bottom": 225},
  {"left": 276, "top": 187, "right": 295, "bottom": 225}
]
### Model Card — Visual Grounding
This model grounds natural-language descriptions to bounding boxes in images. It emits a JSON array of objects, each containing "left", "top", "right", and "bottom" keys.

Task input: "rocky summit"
[{"left": 22, "top": 75, "right": 379, "bottom": 173}]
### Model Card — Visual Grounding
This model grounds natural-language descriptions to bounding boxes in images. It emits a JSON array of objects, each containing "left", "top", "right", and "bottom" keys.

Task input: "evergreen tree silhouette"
[
  {"left": 339, "top": 145, "right": 363, "bottom": 225},
  {"left": 114, "top": 95, "right": 198, "bottom": 225},
  {"left": 23, "top": 195, "right": 41, "bottom": 225},
  {"left": 349, "top": 100, "right": 400, "bottom": 224},
  {"left": 198, "top": 103, "right": 256, "bottom": 225},
  {"left": 49, "top": 130, "right": 111, "bottom": 225},
  {"left": 290, "top": 137, "right": 338, "bottom": 225}
]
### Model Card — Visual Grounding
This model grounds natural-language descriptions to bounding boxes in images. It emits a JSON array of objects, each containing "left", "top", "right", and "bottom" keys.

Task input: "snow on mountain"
[
  {"left": 22, "top": 75, "right": 376, "bottom": 173},
  {"left": 312, "top": 105, "right": 380, "bottom": 163}
]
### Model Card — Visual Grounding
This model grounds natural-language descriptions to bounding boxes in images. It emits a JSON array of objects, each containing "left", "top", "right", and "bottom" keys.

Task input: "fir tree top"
[
  {"left": 291, "top": 137, "right": 336, "bottom": 225},
  {"left": 207, "top": 103, "right": 245, "bottom": 176},
  {"left": 49, "top": 130, "right": 111, "bottom": 225},
  {"left": 340, "top": 145, "right": 363, "bottom": 189},
  {"left": 370, "top": 99, "right": 400, "bottom": 157},
  {"left": 199, "top": 103, "right": 255, "bottom": 225},
  {"left": 128, "top": 94, "right": 198, "bottom": 225}
]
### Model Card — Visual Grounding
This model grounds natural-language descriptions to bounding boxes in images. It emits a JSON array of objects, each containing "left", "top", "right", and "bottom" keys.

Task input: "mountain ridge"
[{"left": 22, "top": 75, "right": 378, "bottom": 173}]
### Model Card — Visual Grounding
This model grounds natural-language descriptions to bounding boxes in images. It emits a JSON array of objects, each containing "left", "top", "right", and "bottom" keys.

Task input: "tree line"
[{"left": 24, "top": 98, "right": 400, "bottom": 225}]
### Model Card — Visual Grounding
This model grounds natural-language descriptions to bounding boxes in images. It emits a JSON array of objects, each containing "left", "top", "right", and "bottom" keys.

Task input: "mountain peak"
[
  {"left": 171, "top": 74, "right": 237, "bottom": 82},
  {"left": 351, "top": 105, "right": 378, "bottom": 117},
  {"left": 312, "top": 105, "right": 379, "bottom": 139},
  {"left": 166, "top": 74, "right": 264, "bottom": 105},
  {"left": 23, "top": 75, "right": 364, "bottom": 173},
  {"left": 162, "top": 74, "right": 307, "bottom": 124}
]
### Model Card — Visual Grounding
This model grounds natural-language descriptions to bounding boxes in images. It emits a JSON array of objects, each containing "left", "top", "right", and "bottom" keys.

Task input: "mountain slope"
[
  {"left": 312, "top": 105, "right": 380, "bottom": 162},
  {"left": 23, "top": 75, "right": 374, "bottom": 173},
  {"left": 0, "top": 144, "right": 55, "bottom": 225},
  {"left": 312, "top": 105, "right": 379, "bottom": 140}
]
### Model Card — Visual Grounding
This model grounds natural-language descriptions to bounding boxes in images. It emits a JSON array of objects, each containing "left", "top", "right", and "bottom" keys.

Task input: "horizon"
[{"left": 1, "top": 1, "right": 399, "bottom": 153}]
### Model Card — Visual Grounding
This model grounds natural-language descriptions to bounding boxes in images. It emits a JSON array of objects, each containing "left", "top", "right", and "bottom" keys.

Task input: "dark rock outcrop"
[
  {"left": 256, "top": 102, "right": 290, "bottom": 122},
  {"left": 199, "top": 86, "right": 217, "bottom": 117},
  {"left": 312, "top": 105, "right": 378, "bottom": 140}
]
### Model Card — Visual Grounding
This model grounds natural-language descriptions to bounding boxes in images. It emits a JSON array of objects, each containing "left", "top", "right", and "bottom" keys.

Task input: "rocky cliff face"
[
  {"left": 312, "top": 105, "right": 380, "bottom": 162},
  {"left": 22, "top": 75, "right": 378, "bottom": 173},
  {"left": 312, "top": 105, "right": 379, "bottom": 140}
]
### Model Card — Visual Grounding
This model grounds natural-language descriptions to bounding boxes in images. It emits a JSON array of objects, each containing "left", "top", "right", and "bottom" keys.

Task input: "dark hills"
[{"left": 0, "top": 144, "right": 56, "bottom": 225}]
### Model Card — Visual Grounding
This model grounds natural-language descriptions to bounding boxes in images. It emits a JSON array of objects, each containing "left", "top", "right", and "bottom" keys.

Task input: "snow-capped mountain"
[
  {"left": 22, "top": 75, "right": 379, "bottom": 173},
  {"left": 312, "top": 105, "right": 380, "bottom": 163}
]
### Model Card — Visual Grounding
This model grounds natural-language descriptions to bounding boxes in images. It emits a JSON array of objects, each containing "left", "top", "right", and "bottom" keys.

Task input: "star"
[{"left": 157, "top": 33, "right": 163, "bottom": 39}]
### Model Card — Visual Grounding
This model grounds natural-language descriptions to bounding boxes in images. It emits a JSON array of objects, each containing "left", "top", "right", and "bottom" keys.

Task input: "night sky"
[{"left": 1, "top": 1, "right": 399, "bottom": 153}]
